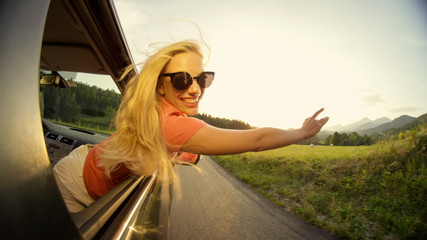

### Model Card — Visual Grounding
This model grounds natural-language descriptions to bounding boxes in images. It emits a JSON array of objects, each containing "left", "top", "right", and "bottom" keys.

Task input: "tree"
[
  {"left": 58, "top": 89, "right": 80, "bottom": 122},
  {"left": 105, "top": 105, "right": 117, "bottom": 119},
  {"left": 362, "top": 135, "right": 372, "bottom": 145},
  {"left": 193, "top": 113, "right": 253, "bottom": 130},
  {"left": 348, "top": 132, "right": 360, "bottom": 146},
  {"left": 325, "top": 135, "right": 333, "bottom": 145},
  {"left": 41, "top": 85, "right": 60, "bottom": 120},
  {"left": 326, "top": 132, "right": 372, "bottom": 146},
  {"left": 40, "top": 81, "right": 122, "bottom": 123},
  {"left": 332, "top": 132, "right": 342, "bottom": 146}
]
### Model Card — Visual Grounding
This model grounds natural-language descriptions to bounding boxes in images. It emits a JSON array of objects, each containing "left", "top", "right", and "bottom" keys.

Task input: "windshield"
[{"left": 39, "top": 71, "right": 122, "bottom": 135}]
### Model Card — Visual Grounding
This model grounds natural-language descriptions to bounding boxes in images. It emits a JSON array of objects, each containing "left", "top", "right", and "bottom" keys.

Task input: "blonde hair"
[{"left": 101, "top": 41, "right": 204, "bottom": 183}]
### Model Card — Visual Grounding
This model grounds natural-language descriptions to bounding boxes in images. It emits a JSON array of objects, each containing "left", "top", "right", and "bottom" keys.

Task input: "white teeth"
[{"left": 182, "top": 97, "right": 199, "bottom": 103}]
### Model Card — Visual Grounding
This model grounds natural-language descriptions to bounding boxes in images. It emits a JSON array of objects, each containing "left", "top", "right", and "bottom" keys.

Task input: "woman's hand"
[{"left": 300, "top": 108, "right": 329, "bottom": 139}]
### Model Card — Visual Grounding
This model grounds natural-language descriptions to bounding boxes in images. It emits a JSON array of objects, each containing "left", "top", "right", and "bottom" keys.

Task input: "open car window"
[
  {"left": 39, "top": 70, "right": 121, "bottom": 162},
  {"left": 40, "top": 71, "right": 121, "bottom": 130},
  {"left": 38, "top": 69, "right": 170, "bottom": 239}
]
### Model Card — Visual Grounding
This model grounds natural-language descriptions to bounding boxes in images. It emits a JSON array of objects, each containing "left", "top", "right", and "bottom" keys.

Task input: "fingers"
[
  {"left": 311, "top": 108, "right": 324, "bottom": 119},
  {"left": 310, "top": 111, "right": 329, "bottom": 129},
  {"left": 302, "top": 109, "right": 328, "bottom": 131},
  {"left": 319, "top": 117, "right": 329, "bottom": 126}
]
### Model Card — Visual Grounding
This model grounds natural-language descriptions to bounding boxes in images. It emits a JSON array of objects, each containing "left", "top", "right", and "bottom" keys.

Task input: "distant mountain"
[
  {"left": 345, "top": 117, "right": 372, "bottom": 131},
  {"left": 380, "top": 113, "right": 427, "bottom": 136},
  {"left": 357, "top": 115, "right": 416, "bottom": 136},
  {"left": 320, "top": 113, "right": 426, "bottom": 140},
  {"left": 325, "top": 117, "right": 391, "bottom": 132},
  {"left": 324, "top": 124, "right": 344, "bottom": 132},
  {"left": 355, "top": 117, "right": 391, "bottom": 131}
]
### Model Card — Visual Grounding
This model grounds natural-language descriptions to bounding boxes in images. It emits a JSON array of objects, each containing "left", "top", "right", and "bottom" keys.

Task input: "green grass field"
[
  {"left": 213, "top": 128, "right": 427, "bottom": 239},
  {"left": 50, "top": 114, "right": 115, "bottom": 135},
  {"left": 78, "top": 114, "right": 115, "bottom": 134}
]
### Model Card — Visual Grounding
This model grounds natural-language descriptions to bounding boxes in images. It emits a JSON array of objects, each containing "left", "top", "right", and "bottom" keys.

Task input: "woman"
[{"left": 53, "top": 40, "right": 329, "bottom": 213}]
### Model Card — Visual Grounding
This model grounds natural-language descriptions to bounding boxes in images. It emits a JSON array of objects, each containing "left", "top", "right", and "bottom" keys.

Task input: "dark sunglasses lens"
[
  {"left": 171, "top": 72, "right": 192, "bottom": 90},
  {"left": 198, "top": 72, "right": 214, "bottom": 88}
]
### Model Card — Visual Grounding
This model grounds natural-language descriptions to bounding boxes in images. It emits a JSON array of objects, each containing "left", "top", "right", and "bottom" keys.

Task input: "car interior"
[{"left": 38, "top": 0, "right": 169, "bottom": 238}]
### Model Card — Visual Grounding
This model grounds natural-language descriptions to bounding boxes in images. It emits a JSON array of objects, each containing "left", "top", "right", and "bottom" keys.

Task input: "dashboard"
[{"left": 42, "top": 118, "right": 109, "bottom": 165}]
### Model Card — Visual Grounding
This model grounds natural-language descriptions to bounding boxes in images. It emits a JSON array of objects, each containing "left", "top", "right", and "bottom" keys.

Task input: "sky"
[{"left": 79, "top": 0, "right": 427, "bottom": 129}]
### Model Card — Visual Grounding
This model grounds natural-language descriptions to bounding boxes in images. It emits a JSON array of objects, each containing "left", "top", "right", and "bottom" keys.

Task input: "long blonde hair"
[{"left": 101, "top": 41, "right": 204, "bottom": 183}]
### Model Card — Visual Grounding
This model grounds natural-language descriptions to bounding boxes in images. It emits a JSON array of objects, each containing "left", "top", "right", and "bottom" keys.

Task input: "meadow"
[
  {"left": 78, "top": 114, "right": 115, "bottom": 134},
  {"left": 213, "top": 126, "right": 426, "bottom": 239},
  {"left": 50, "top": 114, "right": 115, "bottom": 135}
]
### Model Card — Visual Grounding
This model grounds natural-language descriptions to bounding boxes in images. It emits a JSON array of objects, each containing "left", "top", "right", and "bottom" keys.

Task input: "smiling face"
[{"left": 158, "top": 51, "right": 205, "bottom": 116}]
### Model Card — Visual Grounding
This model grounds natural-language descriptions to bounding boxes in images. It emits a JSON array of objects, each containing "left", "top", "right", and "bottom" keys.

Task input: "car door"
[{"left": 0, "top": 1, "right": 170, "bottom": 239}]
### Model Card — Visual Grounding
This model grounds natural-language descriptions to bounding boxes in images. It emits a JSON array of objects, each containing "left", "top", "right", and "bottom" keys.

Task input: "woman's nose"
[{"left": 187, "top": 79, "right": 201, "bottom": 95}]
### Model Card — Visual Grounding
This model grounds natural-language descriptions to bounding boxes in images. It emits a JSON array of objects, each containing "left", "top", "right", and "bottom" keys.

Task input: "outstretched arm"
[{"left": 182, "top": 108, "right": 329, "bottom": 155}]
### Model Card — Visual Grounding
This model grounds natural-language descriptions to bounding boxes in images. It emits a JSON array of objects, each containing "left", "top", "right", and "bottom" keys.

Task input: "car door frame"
[
  {"left": 0, "top": 0, "right": 81, "bottom": 239},
  {"left": 0, "top": 1, "right": 170, "bottom": 239}
]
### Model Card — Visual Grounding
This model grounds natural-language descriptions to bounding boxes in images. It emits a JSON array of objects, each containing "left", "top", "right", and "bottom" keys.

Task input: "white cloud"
[
  {"left": 361, "top": 94, "right": 386, "bottom": 107},
  {"left": 357, "top": 89, "right": 386, "bottom": 107}
]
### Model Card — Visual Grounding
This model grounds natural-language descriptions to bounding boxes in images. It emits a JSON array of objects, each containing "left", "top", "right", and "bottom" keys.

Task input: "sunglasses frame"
[{"left": 161, "top": 71, "right": 214, "bottom": 90}]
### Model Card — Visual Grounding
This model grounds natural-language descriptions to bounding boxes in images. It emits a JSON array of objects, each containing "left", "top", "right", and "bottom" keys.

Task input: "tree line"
[
  {"left": 40, "top": 82, "right": 253, "bottom": 131},
  {"left": 298, "top": 131, "right": 372, "bottom": 146},
  {"left": 194, "top": 113, "right": 253, "bottom": 130},
  {"left": 40, "top": 82, "right": 122, "bottom": 123},
  {"left": 39, "top": 81, "right": 376, "bottom": 146},
  {"left": 325, "top": 132, "right": 372, "bottom": 146}
]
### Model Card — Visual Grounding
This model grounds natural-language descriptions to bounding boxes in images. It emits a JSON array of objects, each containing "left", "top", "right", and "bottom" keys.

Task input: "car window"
[{"left": 40, "top": 71, "right": 121, "bottom": 135}]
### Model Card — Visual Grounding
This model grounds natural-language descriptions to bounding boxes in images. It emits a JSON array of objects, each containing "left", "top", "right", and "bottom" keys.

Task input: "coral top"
[{"left": 83, "top": 98, "right": 206, "bottom": 200}]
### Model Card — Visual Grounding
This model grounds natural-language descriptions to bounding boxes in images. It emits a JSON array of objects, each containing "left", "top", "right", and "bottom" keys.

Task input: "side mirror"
[
  {"left": 40, "top": 71, "right": 76, "bottom": 88},
  {"left": 176, "top": 152, "right": 201, "bottom": 165}
]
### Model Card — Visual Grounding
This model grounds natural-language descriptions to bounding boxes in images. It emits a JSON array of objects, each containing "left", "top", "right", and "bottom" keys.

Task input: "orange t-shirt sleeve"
[
  {"left": 164, "top": 115, "right": 206, "bottom": 152},
  {"left": 83, "top": 145, "right": 114, "bottom": 200},
  {"left": 83, "top": 141, "right": 131, "bottom": 200}
]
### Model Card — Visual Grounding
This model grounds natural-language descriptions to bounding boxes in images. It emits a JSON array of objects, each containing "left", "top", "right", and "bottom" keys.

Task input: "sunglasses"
[{"left": 161, "top": 71, "right": 214, "bottom": 90}]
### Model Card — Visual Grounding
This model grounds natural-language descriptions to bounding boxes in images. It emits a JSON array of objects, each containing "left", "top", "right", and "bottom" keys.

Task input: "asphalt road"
[{"left": 169, "top": 156, "right": 337, "bottom": 240}]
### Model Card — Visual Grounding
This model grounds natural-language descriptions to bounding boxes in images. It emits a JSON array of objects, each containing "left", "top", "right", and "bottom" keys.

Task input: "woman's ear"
[{"left": 158, "top": 84, "right": 165, "bottom": 96}]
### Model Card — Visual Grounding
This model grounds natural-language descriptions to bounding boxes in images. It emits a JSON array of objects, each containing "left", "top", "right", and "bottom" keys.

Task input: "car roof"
[{"left": 40, "top": 0, "right": 136, "bottom": 93}]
